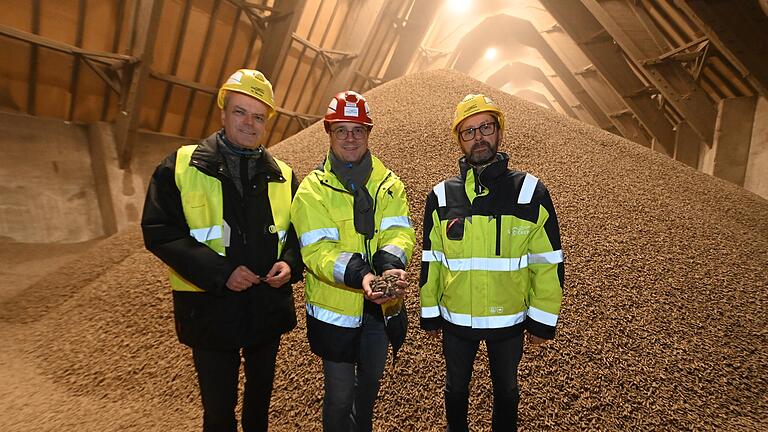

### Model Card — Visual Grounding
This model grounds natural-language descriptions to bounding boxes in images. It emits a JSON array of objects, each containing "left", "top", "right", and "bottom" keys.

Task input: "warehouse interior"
[{"left": 0, "top": 1, "right": 766, "bottom": 431}]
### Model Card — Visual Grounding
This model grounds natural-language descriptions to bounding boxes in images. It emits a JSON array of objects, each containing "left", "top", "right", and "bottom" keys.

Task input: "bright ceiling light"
[
  {"left": 447, "top": 0, "right": 471, "bottom": 14},
  {"left": 484, "top": 47, "right": 497, "bottom": 60}
]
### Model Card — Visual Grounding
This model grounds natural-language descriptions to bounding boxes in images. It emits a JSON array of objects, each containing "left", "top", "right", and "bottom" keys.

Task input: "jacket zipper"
[{"left": 495, "top": 215, "right": 501, "bottom": 256}]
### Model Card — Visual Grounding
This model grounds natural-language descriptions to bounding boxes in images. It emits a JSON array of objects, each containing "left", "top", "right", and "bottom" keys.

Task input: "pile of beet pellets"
[{"left": 8, "top": 69, "right": 766, "bottom": 431}]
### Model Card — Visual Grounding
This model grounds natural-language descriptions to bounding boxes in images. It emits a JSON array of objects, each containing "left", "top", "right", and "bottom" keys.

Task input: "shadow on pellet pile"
[{"left": 4, "top": 69, "right": 767, "bottom": 431}]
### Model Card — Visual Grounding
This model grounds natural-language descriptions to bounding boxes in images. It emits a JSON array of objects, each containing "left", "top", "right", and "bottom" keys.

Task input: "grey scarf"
[{"left": 329, "top": 151, "right": 375, "bottom": 239}]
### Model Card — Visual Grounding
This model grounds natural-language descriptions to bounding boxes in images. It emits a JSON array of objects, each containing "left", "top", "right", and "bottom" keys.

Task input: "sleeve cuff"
[
  {"left": 525, "top": 317, "right": 556, "bottom": 339},
  {"left": 420, "top": 316, "right": 442, "bottom": 331},
  {"left": 343, "top": 253, "right": 372, "bottom": 289}
]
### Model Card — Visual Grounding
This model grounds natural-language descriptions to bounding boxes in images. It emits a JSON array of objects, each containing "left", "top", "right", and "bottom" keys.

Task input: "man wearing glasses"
[
  {"left": 419, "top": 94, "right": 564, "bottom": 431},
  {"left": 291, "top": 90, "right": 415, "bottom": 431}
]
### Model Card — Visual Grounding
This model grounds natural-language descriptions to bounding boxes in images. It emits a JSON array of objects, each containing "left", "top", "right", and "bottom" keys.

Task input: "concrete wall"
[
  {"left": 744, "top": 96, "right": 768, "bottom": 198},
  {"left": 0, "top": 111, "right": 191, "bottom": 243},
  {"left": 0, "top": 112, "right": 102, "bottom": 242}
]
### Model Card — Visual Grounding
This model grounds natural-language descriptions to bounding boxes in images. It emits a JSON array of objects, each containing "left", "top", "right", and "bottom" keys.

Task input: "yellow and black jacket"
[
  {"left": 291, "top": 154, "right": 415, "bottom": 362},
  {"left": 142, "top": 132, "right": 303, "bottom": 350},
  {"left": 420, "top": 153, "right": 564, "bottom": 340}
]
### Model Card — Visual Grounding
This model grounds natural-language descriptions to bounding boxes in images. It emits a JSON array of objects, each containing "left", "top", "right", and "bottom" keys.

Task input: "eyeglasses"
[
  {"left": 459, "top": 122, "right": 497, "bottom": 142},
  {"left": 332, "top": 126, "right": 368, "bottom": 140}
]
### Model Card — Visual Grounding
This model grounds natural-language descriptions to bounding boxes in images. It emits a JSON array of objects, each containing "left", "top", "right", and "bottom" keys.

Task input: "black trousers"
[
  {"left": 443, "top": 331, "right": 524, "bottom": 432},
  {"left": 192, "top": 337, "right": 281, "bottom": 432}
]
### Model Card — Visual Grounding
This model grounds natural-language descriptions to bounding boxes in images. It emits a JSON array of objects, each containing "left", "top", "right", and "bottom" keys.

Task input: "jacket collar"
[
  {"left": 319, "top": 151, "right": 391, "bottom": 191},
  {"left": 459, "top": 152, "right": 510, "bottom": 186},
  {"left": 190, "top": 131, "right": 283, "bottom": 180}
]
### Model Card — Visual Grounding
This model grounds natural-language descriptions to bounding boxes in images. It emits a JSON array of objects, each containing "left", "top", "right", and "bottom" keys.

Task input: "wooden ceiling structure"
[{"left": 0, "top": 0, "right": 766, "bottom": 192}]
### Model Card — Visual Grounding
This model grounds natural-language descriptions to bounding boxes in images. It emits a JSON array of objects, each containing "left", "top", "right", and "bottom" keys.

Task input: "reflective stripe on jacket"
[
  {"left": 170, "top": 144, "right": 293, "bottom": 292},
  {"left": 291, "top": 154, "right": 415, "bottom": 328},
  {"left": 419, "top": 153, "right": 564, "bottom": 339}
]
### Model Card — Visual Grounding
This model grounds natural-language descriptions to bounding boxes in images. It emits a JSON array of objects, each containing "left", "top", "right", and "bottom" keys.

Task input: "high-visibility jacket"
[
  {"left": 170, "top": 144, "right": 293, "bottom": 291},
  {"left": 141, "top": 132, "right": 303, "bottom": 350},
  {"left": 420, "top": 153, "right": 564, "bottom": 340},
  {"left": 291, "top": 154, "right": 415, "bottom": 361}
]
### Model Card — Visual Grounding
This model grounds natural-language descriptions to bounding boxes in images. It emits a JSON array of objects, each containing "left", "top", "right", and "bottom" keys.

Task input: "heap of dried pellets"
[
  {"left": 371, "top": 273, "right": 402, "bottom": 298},
  {"left": 2, "top": 69, "right": 766, "bottom": 431}
]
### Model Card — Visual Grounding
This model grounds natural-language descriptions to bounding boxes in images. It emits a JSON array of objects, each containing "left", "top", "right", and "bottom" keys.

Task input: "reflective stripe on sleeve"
[
  {"left": 434, "top": 181, "right": 447, "bottom": 207},
  {"left": 278, "top": 230, "right": 287, "bottom": 244},
  {"left": 306, "top": 303, "right": 362, "bottom": 328},
  {"left": 422, "top": 250, "right": 529, "bottom": 271},
  {"left": 299, "top": 227, "right": 340, "bottom": 248},
  {"left": 528, "top": 249, "right": 563, "bottom": 264},
  {"left": 380, "top": 216, "right": 411, "bottom": 231},
  {"left": 440, "top": 305, "right": 526, "bottom": 329},
  {"left": 190, "top": 225, "right": 222, "bottom": 243},
  {"left": 517, "top": 173, "right": 539, "bottom": 204},
  {"left": 421, "top": 305, "right": 440, "bottom": 318},
  {"left": 333, "top": 252, "right": 354, "bottom": 285},
  {"left": 528, "top": 306, "right": 559, "bottom": 326},
  {"left": 382, "top": 244, "right": 408, "bottom": 266}
]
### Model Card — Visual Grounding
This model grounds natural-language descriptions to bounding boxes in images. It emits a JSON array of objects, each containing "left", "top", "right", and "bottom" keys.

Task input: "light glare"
[
  {"left": 484, "top": 47, "right": 497, "bottom": 60},
  {"left": 447, "top": 0, "right": 471, "bottom": 13}
]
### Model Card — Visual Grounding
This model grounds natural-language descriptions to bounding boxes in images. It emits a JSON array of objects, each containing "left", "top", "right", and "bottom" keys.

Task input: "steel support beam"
[
  {"left": 673, "top": 121, "right": 700, "bottom": 168},
  {"left": 541, "top": 0, "right": 675, "bottom": 151},
  {"left": 703, "top": 96, "right": 758, "bottom": 186},
  {"left": 673, "top": 0, "right": 768, "bottom": 97},
  {"left": 28, "top": 0, "right": 40, "bottom": 116},
  {"left": 67, "top": 0, "right": 87, "bottom": 122},
  {"left": 114, "top": 0, "right": 163, "bottom": 168},
  {"left": 382, "top": 0, "right": 441, "bottom": 81},
  {"left": 256, "top": 0, "right": 307, "bottom": 81},
  {"left": 539, "top": 16, "right": 656, "bottom": 147},
  {"left": 580, "top": 0, "right": 716, "bottom": 143}
]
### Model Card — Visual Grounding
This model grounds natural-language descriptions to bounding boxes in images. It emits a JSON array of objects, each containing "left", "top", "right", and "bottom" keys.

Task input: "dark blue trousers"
[
  {"left": 321, "top": 310, "right": 389, "bottom": 432},
  {"left": 443, "top": 331, "right": 524, "bottom": 432}
]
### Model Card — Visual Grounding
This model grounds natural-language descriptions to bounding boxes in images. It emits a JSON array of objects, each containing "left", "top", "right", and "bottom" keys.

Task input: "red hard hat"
[{"left": 323, "top": 90, "right": 373, "bottom": 132}]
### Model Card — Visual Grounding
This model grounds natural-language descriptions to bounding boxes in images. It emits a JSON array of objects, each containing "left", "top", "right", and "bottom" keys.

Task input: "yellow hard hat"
[
  {"left": 217, "top": 69, "right": 276, "bottom": 118},
  {"left": 451, "top": 94, "right": 505, "bottom": 143}
]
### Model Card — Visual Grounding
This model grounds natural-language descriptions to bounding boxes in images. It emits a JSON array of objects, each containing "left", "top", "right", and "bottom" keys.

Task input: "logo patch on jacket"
[{"left": 510, "top": 226, "right": 530, "bottom": 236}]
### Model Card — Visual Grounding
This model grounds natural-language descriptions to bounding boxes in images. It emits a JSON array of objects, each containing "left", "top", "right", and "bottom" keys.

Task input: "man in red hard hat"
[{"left": 291, "top": 90, "right": 416, "bottom": 431}]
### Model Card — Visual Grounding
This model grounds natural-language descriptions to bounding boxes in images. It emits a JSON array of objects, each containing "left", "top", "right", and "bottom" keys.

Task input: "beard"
[{"left": 465, "top": 139, "right": 498, "bottom": 165}]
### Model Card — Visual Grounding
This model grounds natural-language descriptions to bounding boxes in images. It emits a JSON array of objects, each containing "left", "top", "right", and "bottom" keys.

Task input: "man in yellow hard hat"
[
  {"left": 419, "top": 94, "right": 564, "bottom": 431},
  {"left": 141, "top": 69, "right": 303, "bottom": 432}
]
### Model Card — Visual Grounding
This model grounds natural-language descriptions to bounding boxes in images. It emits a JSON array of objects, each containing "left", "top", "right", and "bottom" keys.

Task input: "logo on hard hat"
[
  {"left": 344, "top": 105, "right": 359, "bottom": 117},
  {"left": 463, "top": 103, "right": 479, "bottom": 114}
]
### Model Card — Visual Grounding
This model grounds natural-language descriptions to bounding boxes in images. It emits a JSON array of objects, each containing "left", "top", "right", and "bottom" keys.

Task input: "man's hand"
[
  {"left": 426, "top": 329, "right": 441, "bottom": 340},
  {"left": 382, "top": 268, "right": 408, "bottom": 298},
  {"left": 362, "top": 273, "right": 389, "bottom": 304},
  {"left": 226, "top": 265, "right": 261, "bottom": 292},
  {"left": 527, "top": 334, "right": 548, "bottom": 345},
  {"left": 263, "top": 261, "right": 291, "bottom": 288}
]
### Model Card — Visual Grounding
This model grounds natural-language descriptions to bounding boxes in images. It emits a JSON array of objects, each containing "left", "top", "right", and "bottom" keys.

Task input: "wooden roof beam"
[
  {"left": 580, "top": 0, "right": 716, "bottom": 143},
  {"left": 540, "top": 0, "right": 676, "bottom": 150}
]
